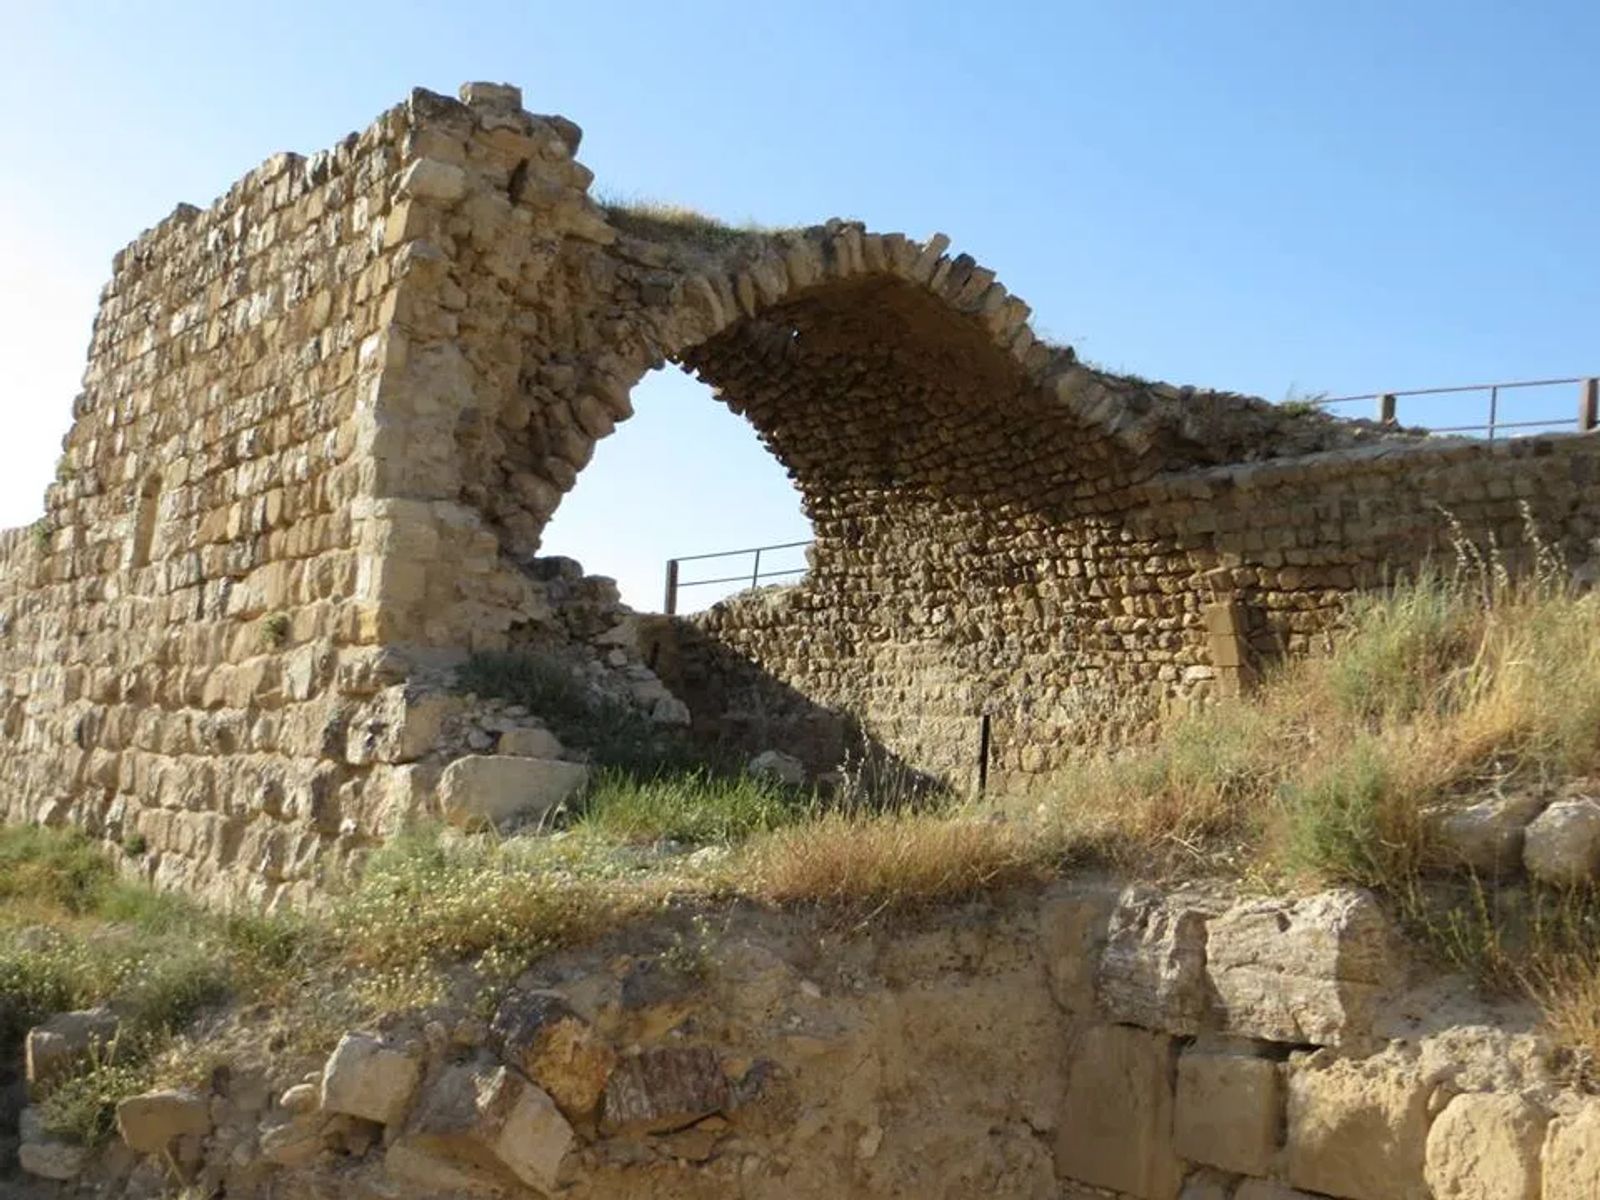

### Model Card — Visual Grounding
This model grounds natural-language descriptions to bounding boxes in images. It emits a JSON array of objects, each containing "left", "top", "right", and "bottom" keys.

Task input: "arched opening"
[
  {"left": 538, "top": 365, "right": 813, "bottom": 613},
  {"left": 128, "top": 472, "right": 161, "bottom": 569}
]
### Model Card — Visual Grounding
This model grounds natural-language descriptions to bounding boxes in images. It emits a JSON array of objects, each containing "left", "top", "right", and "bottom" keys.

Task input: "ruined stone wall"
[
  {"left": 677, "top": 433, "right": 1600, "bottom": 786},
  {"left": 3, "top": 79, "right": 1600, "bottom": 896},
  {"left": 0, "top": 101, "right": 461, "bottom": 906}
]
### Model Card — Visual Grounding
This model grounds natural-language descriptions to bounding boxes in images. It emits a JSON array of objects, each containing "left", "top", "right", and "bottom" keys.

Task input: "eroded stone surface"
[
  {"left": 321, "top": 1033, "right": 422, "bottom": 1126},
  {"left": 1285, "top": 1052, "right": 1430, "bottom": 1200},
  {"left": 1057, "top": 1023, "right": 1184, "bottom": 1200},
  {"left": 1205, "top": 889, "right": 1394, "bottom": 1047},
  {"left": 1423, "top": 1091, "right": 1544, "bottom": 1200}
]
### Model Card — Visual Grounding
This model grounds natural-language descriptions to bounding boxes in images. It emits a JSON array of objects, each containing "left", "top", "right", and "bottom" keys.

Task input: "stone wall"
[
  {"left": 15, "top": 881, "right": 1600, "bottom": 1199},
  {"left": 3, "top": 79, "right": 1600, "bottom": 895}
]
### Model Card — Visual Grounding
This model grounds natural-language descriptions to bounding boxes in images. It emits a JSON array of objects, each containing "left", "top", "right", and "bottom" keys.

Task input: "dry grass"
[
  {"left": 741, "top": 811, "right": 1043, "bottom": 913},
  {"left": 600, "top": 197, "right": 776, "bottom": 255}
]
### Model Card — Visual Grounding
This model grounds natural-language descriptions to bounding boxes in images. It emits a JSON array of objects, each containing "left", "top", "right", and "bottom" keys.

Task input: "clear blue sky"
[{"left": 4, "top": 2, "right": 1597, "bottom": 609}]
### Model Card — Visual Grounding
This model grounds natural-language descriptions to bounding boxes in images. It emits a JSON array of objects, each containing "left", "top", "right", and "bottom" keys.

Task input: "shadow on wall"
[{"left": 637, "top": 609, "right": 958, "bottom": 800}]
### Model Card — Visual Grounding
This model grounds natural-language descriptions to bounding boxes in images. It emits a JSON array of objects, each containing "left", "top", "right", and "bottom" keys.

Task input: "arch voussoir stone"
[{"left": 2, "top": 78, "right": 1596, "bottom": 900}]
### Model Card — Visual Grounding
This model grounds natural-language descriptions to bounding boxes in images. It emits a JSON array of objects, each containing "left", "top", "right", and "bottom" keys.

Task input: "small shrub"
[
  {"left": 260, "top": 612, "right": 291, "bottom": 649},
  {"left": 121, "top": 831, "right": 148, "bottom": 858},
  {"left": 336, "top": 826, "right": 628, "bottom": 973},
  {"left": 0, "top": 826, "right": 113, "bottom": 913},
  {"left": 40, "top": 1039, "right": 153, "bottom": 1146}
]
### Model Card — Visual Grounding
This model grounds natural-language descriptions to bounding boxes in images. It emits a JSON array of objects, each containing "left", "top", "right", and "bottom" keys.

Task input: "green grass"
[
  {"left": 573, "top": 768, "right": 809, "bottom": 844},
  {"left": 0, "top": 827, "right": 308, "bottom": 1144}
]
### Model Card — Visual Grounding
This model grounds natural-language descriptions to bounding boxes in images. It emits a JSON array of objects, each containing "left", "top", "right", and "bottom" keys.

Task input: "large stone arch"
[
  {"left": 4, "top": 78, "right": 1598, "bottom": 903},
  {"left": 354, "top": 84, "right": 1412, "bottom": 780}
]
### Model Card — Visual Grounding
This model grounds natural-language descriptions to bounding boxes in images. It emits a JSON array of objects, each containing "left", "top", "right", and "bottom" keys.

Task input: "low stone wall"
[{"left": 13, "top": 882, "right": 1599, "bottom": 1198}]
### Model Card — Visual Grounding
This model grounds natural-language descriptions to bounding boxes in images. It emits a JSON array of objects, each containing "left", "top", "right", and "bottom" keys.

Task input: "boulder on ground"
[
  {"left": 24, "top": 1006, "right": 118, "bottom": 1093},
  {"left": 18, "top": 1106, "right": 88, "bottom": 1180},
  {"left": 747, "top": 750, "right": 806, "bottom": 785},
  {"left": 490, "top": 989, "right": 615, "bottom": 1118},
  {"left": 1542, "top": 1098, "right": 1600, "bottom": 1200},
  {"left": 438, "top": 754, "right": 588, "bottom": 829},
  {"left": 602, "top": 1046, "right": 731, "bottom": 1135},
  {"left": 320, "top": 1032, "right": 422, "bottom": 1126},
  {"left": 1523, "top": 796, "right": 1600, "bottom": 885},
  {"left": 1428, "top": 791, "right": 1547, "bottom": 873},
  {"left": 116, "top": 1087, "right": 212, "bottom": 1154},
  {"left": 399, "top": 1062, "right": 574, "bottom": 1194}
]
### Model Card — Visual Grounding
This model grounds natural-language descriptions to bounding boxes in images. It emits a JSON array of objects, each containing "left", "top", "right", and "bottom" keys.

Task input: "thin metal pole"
[
  {"left": 1582, "top": 378, "right": 1599, "bottom": 432},
  {"left": 1487, "top": 386, "right": 1499, "bottom": 441},
  {"left": 977, "top": 714, "right": 991, "bottom": 795},
  {"left": 750, "top": 548, "right": 762, "bottom": 592},
  {"left": 663, "top": 559, "right": 680, "bottom": 616}
]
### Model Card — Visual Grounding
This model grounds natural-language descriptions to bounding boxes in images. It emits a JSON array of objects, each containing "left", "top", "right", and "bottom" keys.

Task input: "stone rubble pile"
[{"left": 12, "top": 882, "right": 1600, "bottom": 1198}]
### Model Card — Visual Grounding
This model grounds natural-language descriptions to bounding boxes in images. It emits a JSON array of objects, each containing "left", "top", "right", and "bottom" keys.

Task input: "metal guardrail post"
[
  {"left": 977, "top": 714, "right": 991, "bottom": 795},
  {"left": 1582, "top": 379, "right": 1599, "bottom": 432},
  {"left": 663, "top": 559, "right": 680, "bottom": 616},
  {"left": 1378, "top": 393, "right": 1397, "bottom": 424}
]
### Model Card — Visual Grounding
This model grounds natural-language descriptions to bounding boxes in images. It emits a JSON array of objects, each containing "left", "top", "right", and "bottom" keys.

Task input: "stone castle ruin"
[{"left": 2, "top": 81, "right": 1598, "bottom": 905}]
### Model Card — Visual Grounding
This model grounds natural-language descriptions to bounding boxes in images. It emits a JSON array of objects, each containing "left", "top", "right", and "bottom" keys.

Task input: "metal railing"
[
  {"left": 1311, "top": 375, "right": 1600, "bottom": 439},
  {"left": 661, "top": 375, "right": 1600, "bottom": 613},
  {"left": 662, "top": 539, "right": 810, "bottom": 615}
]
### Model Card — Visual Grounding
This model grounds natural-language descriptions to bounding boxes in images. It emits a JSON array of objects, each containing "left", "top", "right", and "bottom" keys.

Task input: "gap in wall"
[{"left": 538, "top": 365, "right": 812, "bottom": 613}]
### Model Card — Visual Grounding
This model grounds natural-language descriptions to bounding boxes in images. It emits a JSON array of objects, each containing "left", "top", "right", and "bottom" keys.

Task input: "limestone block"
[
  {"left": 17, "top": 1106, "right": 86, "bottom": 1179},
  {"left": 400, "top": 1062, "right": 574, "bottom": 1194},
  {"left": 399, "top": 159, "right": 467, "bottom": 204},
  {"left": 747, "top": 749, "right": 805, "bottom": 785},
  {"left": 1096, "top": 885, "right": 1217, "bottom": 1034},
  {"left": 259, "top": 1112, "right": 330, "bottom": 1167},
  {"left": 25, "top": 1006, "right": 119, "bottom": 1093},
  {"left": 1037, "top": 880, "right": 1118, "bottom": 1013},
  {"left": 1056, "top": 1023, "right": 1183, "bottom": 1200},
  {"left": 116, "top": 1088, "right": 212, "bottom": 1154},
  {"left": 438, "top": 754, "right": 588, "bottom": 829},
  {"left": 1427, "top": 791, "right": 1546, "bottom": 873},
  {"left": 1423, "top": 1091, "right": 1544, "bottom": 1200},
  {"left": 1523, "top": 797, "right": 1600, "bottom": 885},
  {"left": 498, "top": 726, "right": 563, "bottom": 759},
  {"left": 320, "top": 1032, "right": 422, "bottom": 1126},
  {"left": 1543, "top": 1098, "right": 1600, "bottom": 1200},
  {"left": 490, "top": 989, "right": 615, "bottom": 1119},
  {"left": 1285, "top": 1054, "right": 1429, "bottom": 1200},
  {"left": 1174, "top": 1048, "right": 1280, "bottom": 1177},
  {"left": 1205, "top": 889, "right": 1393, "bottom": 1046},
  {"left": 602, "top": 1046, "right": 731, "bottom": 1135}
]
